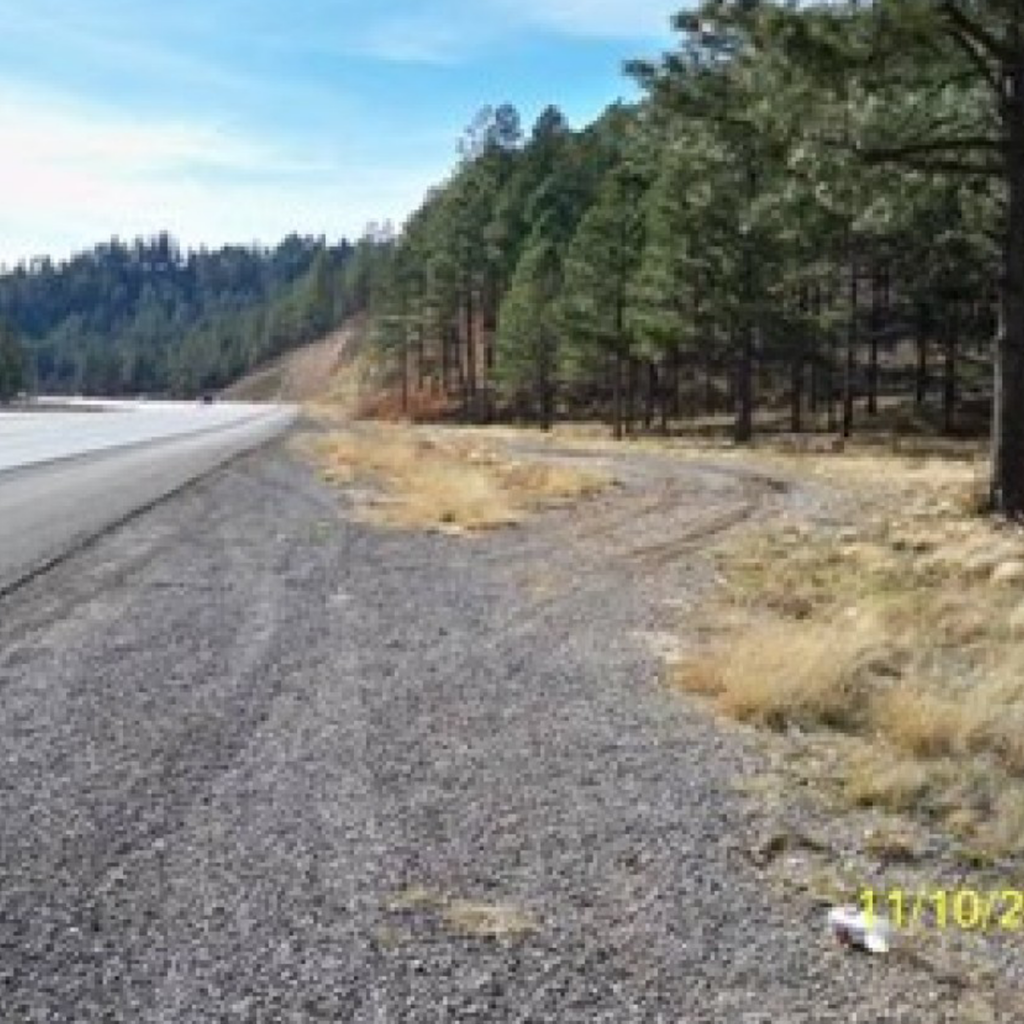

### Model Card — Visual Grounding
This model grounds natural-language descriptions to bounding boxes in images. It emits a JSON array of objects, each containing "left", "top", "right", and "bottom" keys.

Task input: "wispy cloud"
[
  {"left": 0, "top": 0, "right": 680, "bottom": 261},
  {"left": 0, "top": 84, "right": 442, "bottom": 264}
]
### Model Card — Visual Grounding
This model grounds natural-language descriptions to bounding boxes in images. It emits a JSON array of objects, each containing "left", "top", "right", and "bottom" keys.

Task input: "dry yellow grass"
[
  {"left": 669, "top": 442, "right": 1024, "bottom": 855},
  {"left": 843, "top": 756, "right": 933, "bottom": 813},
  {"left": 674, "top": 618, "right": 886, "bottom": 731},
  {"left": 441, "top": 900, "right": 538, "bottom": 940},
  {"left": 308, "top": 424, "right": 609, "bottom": 532},
  {"left": 871, "top": 685, "right": 967, "bottom": 759},
  {"left": 384, "top": 887, "right": 537, "bottom": 940}
]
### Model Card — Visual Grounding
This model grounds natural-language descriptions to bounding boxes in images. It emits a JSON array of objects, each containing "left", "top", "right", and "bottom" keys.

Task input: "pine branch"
[
  {"left": 939, "top": 2, "right": 1013, "bottom": 63},
  {"left": 863, "top": 137, "right": 1005, "bottom": 160}
]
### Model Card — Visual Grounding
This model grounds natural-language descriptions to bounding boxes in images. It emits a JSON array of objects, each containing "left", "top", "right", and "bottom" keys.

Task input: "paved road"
[
  {"left": 0, "top": 401, "right": 295, "bottom": 592},
  {"left": 0, "top": 399, "right": 280, "bottom": 473}
]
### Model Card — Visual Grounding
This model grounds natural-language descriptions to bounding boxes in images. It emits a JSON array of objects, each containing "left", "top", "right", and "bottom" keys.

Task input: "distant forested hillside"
[{"left": 0, "top": 230, "right": 389, "bottom": 397}]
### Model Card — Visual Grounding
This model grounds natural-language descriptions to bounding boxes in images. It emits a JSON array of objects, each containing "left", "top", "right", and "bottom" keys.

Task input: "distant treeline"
[{"left": 0, "top": 230, "right": 389, "bottom": 397}]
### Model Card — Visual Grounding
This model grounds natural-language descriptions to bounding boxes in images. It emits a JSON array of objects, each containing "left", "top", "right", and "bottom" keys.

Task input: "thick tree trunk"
[
  {"left": 625, "top": 357, "right": 638, "bottom": 436},
  {"left": 441, "top": 324, "right": 451, "bottom": 394},
  {"left": 454, "top": 331, "right": 467, "bottom": 402},
  {"left": 401, "top": 335, "right": 409, "bottom": 414},
  {"left": 867, "top": 336, "right": 879, "bottom": 415},
  {"left": 736, "top": 162, "right": 757, "bottom": 445},
  {"left": 993, "top": 63, "right": 1024, "bottom": 514},
  {"left": 842, "top": 258, "right": 858, "bottom": 438},
  {"left": 660, "top": 360, "right": 670, "bottom": 435},
  {"left": 809, "top": 285, "right": 821, "bottom": 420},
  {"left": 465, "top": 288, "right": 476, "bottom": 402},
  {"left": 792, "top": 288, "right": 808, "bottom": 433},
  {"left": 734, "top": 327, "right": 753, "bottom": 443},
  {"left": 995, "top": 274, "right": 1024, "bottom": 505},
  {"left": 536, "top": 355, "right": 552, "bottom": 432},
  {"left": 671, "top": 345, "right": 683, "bottom": 418},
  {"left": 943, "top": 303, "right": 958, "bottom": 436},
  {"left": 644, "top": 361, "right": 656, "bottom": 430},
  {"left": 612, "top": 352, "right": 624, "bottom": 440},
  {"left": 827, "top": 337, "right": 837, "bottom": 432},
  {"left": 791, "top": 352, "right": 803, "bottom": 433},
  {"left": 915, "top": 310, "right": 929, "bottom": 407},
  {"left": 867, "top": 269, "right": 880, "bottom": 416}
]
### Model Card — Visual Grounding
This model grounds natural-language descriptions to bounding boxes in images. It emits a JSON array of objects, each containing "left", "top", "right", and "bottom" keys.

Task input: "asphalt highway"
[{"left": 0, "top": 400, "right": 296, "bottom": 592}]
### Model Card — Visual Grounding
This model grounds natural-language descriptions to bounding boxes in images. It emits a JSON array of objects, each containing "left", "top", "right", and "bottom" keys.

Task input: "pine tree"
[
  {"left": 560, "top": 165, "right": 647, "bottom": 438},
  {"left": 494, "top": 234, "right": 563, "bottom": 429}
]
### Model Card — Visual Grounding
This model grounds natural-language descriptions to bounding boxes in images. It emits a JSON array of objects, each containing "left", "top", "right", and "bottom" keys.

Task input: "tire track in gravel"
[{"left": 0, "top": 456, "right": 298, "bottom": 1020}]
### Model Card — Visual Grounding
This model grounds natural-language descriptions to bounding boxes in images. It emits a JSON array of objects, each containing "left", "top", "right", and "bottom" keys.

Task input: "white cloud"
[
  {"left": 0, "top": 1, "right": 682, "bottom": 261},
  {"left": 0, "top": 85, "right": 443, "bottom": 264}
]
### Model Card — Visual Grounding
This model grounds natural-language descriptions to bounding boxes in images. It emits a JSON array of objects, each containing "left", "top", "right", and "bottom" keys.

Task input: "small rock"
[
  {"left": 990, "top": 559, "right": 1024, "bottom": 585},
  {"left": 963, "top": 550, "right": 1010, "bottom": 576}
]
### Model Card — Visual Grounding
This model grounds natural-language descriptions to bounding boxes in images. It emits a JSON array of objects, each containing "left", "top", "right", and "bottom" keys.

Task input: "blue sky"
[{"left": 0, "top": 0, "right": 682, "bottom": 265}]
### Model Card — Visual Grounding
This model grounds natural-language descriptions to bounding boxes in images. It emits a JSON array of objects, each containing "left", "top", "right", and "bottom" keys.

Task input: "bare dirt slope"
[
  {"left": 1, "top": 421, "right": 1013, "bottom": 1021},
  {"left": 221, "top": 319, "right": 362, "bottom": 403}
]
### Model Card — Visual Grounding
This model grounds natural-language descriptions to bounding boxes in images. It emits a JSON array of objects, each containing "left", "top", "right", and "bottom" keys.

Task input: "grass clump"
[
  {"left": 442, "top": 900, "right": 538, "bottom": 940},
  {"left": 308, "top": 424, "right": 609, "bottom": 533},
  {"left": 675, "top": 619, "right": 886, "bottom": 731}
]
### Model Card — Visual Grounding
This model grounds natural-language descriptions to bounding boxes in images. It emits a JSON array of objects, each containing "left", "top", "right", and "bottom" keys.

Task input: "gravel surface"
[{"left": 0, "top": 436, "right": 1014, "bottom": 1022}]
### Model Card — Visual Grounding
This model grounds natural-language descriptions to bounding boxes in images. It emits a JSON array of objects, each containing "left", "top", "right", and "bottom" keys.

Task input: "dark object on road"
[{"left": 200, "top": 393, "right": 215, "bottom": 404}]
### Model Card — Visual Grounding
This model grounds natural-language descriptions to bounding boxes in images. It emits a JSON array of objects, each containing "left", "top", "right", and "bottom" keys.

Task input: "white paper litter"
[{"left": 827, "top": 905, "right": 893, "bottom": 954}]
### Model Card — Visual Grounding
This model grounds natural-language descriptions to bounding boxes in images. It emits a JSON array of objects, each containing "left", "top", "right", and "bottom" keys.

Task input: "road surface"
[{"left": 0, "top": 400, "right": 295, "bottom": 592}]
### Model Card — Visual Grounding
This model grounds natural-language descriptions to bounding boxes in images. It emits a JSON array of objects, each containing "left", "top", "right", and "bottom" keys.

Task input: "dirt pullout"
[{"left": 0, "top": 429, "right": 1012, "bottom": 1021}]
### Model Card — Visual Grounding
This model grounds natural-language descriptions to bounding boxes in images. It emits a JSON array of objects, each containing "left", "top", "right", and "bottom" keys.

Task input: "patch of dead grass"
[
  {"left": 441, "top": 900, "right": 538, "bottom": 940},
  {"left": 309, "top": 423, "right": 609, "bottom": 532},
  {"left": 670, "top": 443, "right": 1024, "bottom": 855},
  {"left": 843, "top": 754, "right": 934, "bottom": 813},
  {"left": 872, "top": 685, "right": 967, "bottom": 760},
  {"left": 673, "top": 618, "right": 888, "bottom": 731},
  {"left": 384, "top": 887, "right": 538, "bottom": 941}
]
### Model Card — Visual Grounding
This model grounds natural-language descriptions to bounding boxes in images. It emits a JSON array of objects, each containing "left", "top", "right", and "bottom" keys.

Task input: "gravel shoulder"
[{"left": 0, "top": 431, "right": 1010, "bottom": 1022}]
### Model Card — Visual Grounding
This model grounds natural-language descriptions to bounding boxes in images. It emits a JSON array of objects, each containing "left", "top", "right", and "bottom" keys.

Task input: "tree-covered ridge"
[
  {"left": 0, "top": 232, "right": 373, "bottom": 397},
  {"left": 368, "top": 2, "right": 1024, "bottom": 514}
]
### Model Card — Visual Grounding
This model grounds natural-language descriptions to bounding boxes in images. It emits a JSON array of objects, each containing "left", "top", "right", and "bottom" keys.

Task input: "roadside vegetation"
[
  {"left": 672, "top": 443, "right": 1024, "bottom": 862},
  {"left": 305, "top": 423, "right": 608, "bottom": 533},
  {"left": 250, "top": 320, "right": 610, "bottom": 533}
]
